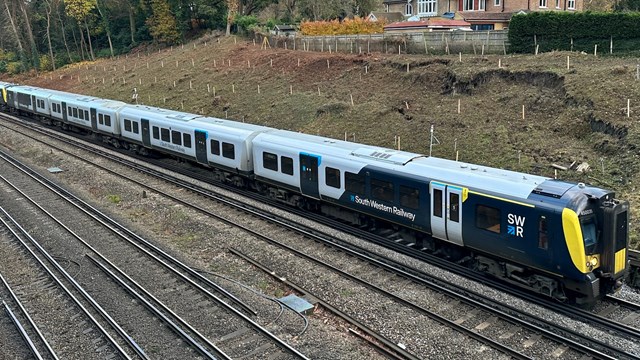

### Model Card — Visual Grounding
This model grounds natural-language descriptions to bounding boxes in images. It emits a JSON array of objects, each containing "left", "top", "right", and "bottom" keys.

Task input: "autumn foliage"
[{"left": 300, "top": 17, "right": 386, "bottom": 36}]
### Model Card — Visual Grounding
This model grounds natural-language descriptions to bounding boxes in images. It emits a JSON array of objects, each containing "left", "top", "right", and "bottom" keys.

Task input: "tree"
[
  {"left": 2, "top": 0, "right": 26, "bottom": 65},
  {"left": 18, "top": 0, "right": 40, "bottom": 69},
  {"left": 226, "top": 0, "right": 239, "bottom": 35},
  {"left": 43, "top": 0, "right": 57, "bottom": 70},
  {"left": 95, "top": 0, "right": 114, "bottom": 56},
  {"left": 147, "top": 0, "right": 180, "bottom": 44},
  {"left": 65, "top": 0, "right": 96, "bottom": 60}
]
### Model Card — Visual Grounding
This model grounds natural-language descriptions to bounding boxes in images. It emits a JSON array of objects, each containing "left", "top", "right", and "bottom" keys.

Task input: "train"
[{"left": 0, "top": 80, "right": 629, "bottom": 305}]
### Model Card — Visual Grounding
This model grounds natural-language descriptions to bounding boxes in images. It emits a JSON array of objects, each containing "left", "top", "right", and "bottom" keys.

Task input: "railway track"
[
  {"left": 1, "top": 113, "right": 639, "bottom": 358},
  {"left": 0, "top": 148, "right": 308, "bottom": 360}
]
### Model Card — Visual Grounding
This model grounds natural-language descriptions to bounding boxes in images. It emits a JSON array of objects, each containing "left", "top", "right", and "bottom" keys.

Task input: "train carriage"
[{"left": 0, "top": 81, "right": 14, "bottom": 109}]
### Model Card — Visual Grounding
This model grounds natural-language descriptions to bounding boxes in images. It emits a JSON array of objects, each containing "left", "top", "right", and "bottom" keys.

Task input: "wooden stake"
[
  {"left": 628, "top": 99, "right": 631, "bottom": 117},
  {"left": 567, "top": 56, "right": 570, "bottom": 69},
  {"left": 290, "top": 85, "right": 293, "bottom": 95},
  {"left": 327, "top": 59, "right": 330, "bottom": 68},
  {"left": 458, "top": 99, "right": 461, "bottom": 114},
  {"left": 350, "top": 94, "right": 354, "bottom": 106},
  {"left": 594, "top": 44, "right": 598, "bottom": 57},
  {"left": 522, "top": 105, "right": 525, "bottom": 120},
  {"left": 459, "top": 52, "right": 462, "bottom": 62},
  {"left": 258, "top": 85, "right": 260, "bottom": 94},
  {"left": 232, "top": 84, "right": 235, "bottom": 93}
]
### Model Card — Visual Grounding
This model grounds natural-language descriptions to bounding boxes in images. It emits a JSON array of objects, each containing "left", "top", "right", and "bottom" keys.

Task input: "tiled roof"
[{"left": 461, "top": 11, "right": 516, "bottom": 21}]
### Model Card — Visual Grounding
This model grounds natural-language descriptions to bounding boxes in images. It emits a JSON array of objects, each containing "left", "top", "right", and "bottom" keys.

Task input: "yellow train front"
[{"left": 466, "top": 180, "right": 628, "bottom": 305}]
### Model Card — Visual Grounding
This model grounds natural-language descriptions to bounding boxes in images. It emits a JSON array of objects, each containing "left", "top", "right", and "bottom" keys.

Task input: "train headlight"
[{"left": 589, "top": 257, "right": 598, "bottom": 267}]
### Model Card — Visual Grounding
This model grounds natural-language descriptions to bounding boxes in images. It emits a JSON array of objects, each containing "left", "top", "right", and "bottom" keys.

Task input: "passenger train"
[{"left": 0, "top": 81, "right": 629, "bottom": 305}]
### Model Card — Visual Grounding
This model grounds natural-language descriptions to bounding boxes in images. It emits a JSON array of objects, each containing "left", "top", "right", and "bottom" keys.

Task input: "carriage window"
[
  {"left": 210, "top": 139, "right": 220, "bottom": 155},
  {"left": 433, "top": 189, "right": 443, "bottom": 218},
  {"left": 79, "top": 109, "right": 84, "bottom": 120},
  {"left": 539, "top": 216, "right": 548, "bottom": 250},
  {"left": 73, "top": 108, "right": 78, "bottom": 118},
  {"left": 85, "top": 110, "right": 89, "bottom": 120},
  {"left": 99, "top": 114, "right": 104, "bottom": 125},
  {"left": 450, "top": 193, "right": 460, "bottom": 223},
  {"left": 183, "top": 134, "right": 191, "bottom": 148},
  {"left": 345, "top": 172, "right": 365, "bottom": 194},
  {"left": 132, "top": 121, "right": 139, "bottom": 134},
  {"left": 161, "top": 128, "right": 170, "bottom": 142},
  {"left": 152, "top": 126, "right": 160, "bottom": 139},
  {"left": 104, "top": 115, "right": 111, "bottom": 127},
  {"left": 171, "top": 130, "right": 182, "bottom": 145},
  {"left": 263, "top": 152, "right": 278, "bottom": 171},
  {"left": 326, "top": 167, "right": 340, "bottom": 188},
  {"left": 581, "top": 218, "right": 597, "bottom": 253},
  {"left": 222, "top": 142, "right": 235, "bottom": 159},
  {"left": 400, "top": 186, "right": 420, "bottom": 210},
  {"left": 281, "top": 156, "right": 294, "bottom": 175},
  {"left": 476, "top": 205, "right": 501, "bottom": 233},
  {"left": 371, "top": 178, "right": 394, "bottom": 202},
  {"left": 124, "top": 119, "right": 132, "bottom": 132}
]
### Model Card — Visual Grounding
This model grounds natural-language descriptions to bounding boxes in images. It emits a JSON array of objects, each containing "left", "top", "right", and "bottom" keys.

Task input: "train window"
[
  {"left": 400, "top": 186, "right": 420, "bottom": 210},
  {"left": 171, "top": 130, "right": 182, "bottom": 145},
  {"left": 371, "top": 178, "right": 394, "bottom": 202},
  {"left": 449, "top": 193, "right": 460, "bottom": 223},
  {"left": 433, "top": 189, "right": 443, "bottom": 218},
  {"left": 161, "top": 128, "right": 170, "bottom": 142},
  {"left": 79, "top": 109, "right": 84, "bottom": 120},
  {"left": 85, "top": 111, "right": 89, "bottom": 120},
  {"left": 345, "top": 172, "right": 365, "bottom": 194},
  {"left": 581, "top": 219, "right": 597, "bottom": 252},
  {"left": 73, "top": 108, "right": 78, "bottom": 118},
  {"left": 210, "top": 140, "right": 220, "bottom": 155},
  {"left": 281, "top": 156, "right": 294, "bottom": 175},
  {"left": 124, "top": 119, "right": 132, "bottom": 132},
  {"left": 133, "top": 121, "right": 139, "bottom": 134},
  {"left": 326, "top": 167, "right": 341, "bottom": 188},
  {"left": 263, "top": 152, "right": 278, "bottom": 171},
  {"left": 104, "top": 115, "right": 111, "bottom": 127},
  {"left": 98, "top": 114, "right": 104, "bottom": 125},
  {"left": 152, "top": 126, "right": 160, "bottom": 139},
  {"left": 183, "top": 134, "right": 192, "bottom": 148},
  {"left": 222, "top": 142, "right": 235, "bottom": 159},
  {"left": 476, "top": 205, "right": 501, "bottom": 233},
  {"left": 538, "top": 216, "right": 548, "bottom": 250}
]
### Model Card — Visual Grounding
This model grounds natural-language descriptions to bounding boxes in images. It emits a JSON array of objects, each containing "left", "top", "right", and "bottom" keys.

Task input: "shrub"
[{"left": 300, "top": 17, "right": 385, "bottom": 36}]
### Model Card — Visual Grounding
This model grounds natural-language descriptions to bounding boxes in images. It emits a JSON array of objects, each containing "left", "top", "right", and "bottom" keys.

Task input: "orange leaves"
[{"left": 300, "top": 17, "right": 385, "bottom": 36}]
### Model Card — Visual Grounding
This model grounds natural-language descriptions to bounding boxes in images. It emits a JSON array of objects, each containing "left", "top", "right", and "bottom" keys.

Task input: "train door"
[
  {"left": 90, "top": 108, "right": 98, "bottom": 131},
  {"left": 194, "top": 130, "right": 208, "bottom": 165},
  {"left": 430, "top": 182, "right": 464, "bottom": 246},
  {"left": 300, "top": 153, "right": 320, "bottom": 199},
  {"left": 141, "top": 119, "right": 151, "bottom": 147},
  {"left": 61, "top": 102, "right": 68, "bottom": 122}
]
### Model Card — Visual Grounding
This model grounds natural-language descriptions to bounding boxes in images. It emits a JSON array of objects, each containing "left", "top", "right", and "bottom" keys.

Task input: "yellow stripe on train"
[{"left": 615, "top": 248, "right": 626, "bottom": 274}]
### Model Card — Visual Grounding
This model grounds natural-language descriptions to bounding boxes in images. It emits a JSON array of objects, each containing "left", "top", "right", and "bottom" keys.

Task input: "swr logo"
[{"left": 507, "top": 214, "right": 525, "bottom": 238}]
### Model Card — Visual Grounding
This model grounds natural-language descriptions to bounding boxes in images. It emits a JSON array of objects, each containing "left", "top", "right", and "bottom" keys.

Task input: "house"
[
  {"left": 384, "top": 18, "right": 472, "bottom": 32},
  {"left": 367, "top": 11, "right": 405, "bottom": 23},
  {"left": 272, "top": 25, "right": 296, "bottom": 36},
  {"left": 382, "top": 0, "right": 582, "bottom": 30}
]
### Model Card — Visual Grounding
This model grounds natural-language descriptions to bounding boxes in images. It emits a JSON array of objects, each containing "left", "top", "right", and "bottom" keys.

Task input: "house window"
[
  {"left": 539, "top": 0, "right": 547, "bottom": 7},
  {"left": 568, "top": 0, "right": 575, "bottom": 8},
  {"left": 494, "top": 0, "right": 501, "bottom": 5},
  {"left": 463, "top": 0, "right": 474, "bottom": 10},
  {"left": 405, "top": 3, "right": 413, "bottom": 15},
  {"left": 479, "top": 0, "right": 486, "bottom": 10},
  {"left": 263, "top": 152, "right": 278, "bottom": 171},
  {"left": 325, "top": 167, "right": 340, "bottom": 189},
  {"left": 281, "top": 156, "right": 294, "bottom": 175},
  {"left": 418, "top": 0, "right": 437, "bottom": 14},
  {"left": 556, "top": 0, "right": 560, "bottom": 7}
]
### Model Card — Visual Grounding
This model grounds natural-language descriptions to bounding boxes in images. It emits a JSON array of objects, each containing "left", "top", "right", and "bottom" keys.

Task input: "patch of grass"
[{"left": 106, "top": 194, "right": 121, "bottom": 204}]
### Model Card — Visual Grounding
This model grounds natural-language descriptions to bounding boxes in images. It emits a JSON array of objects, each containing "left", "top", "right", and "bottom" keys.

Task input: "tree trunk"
[
  {"left": 3, "top": 0, "right": 25, "bottom": 56},
  {"left": 96, "top": 0, "right": 114, "bottom": 57},
  {"left": 18, "top": 0, "right": 40, "bottom": 70},
  {"left": 84, "top": 20, "right": 95, "bottom": 61},
  {"left": 44, "top": 0, "right": 56, "bottom": 71},
  {"left": 55, "top": 2, "right": 73, "bottom": 63},
  {"left": 129, "top": 4, "right": 136, "bottom": 45},
  {"left": 75, "top": 23, "right": 86, "bottom": 61}
]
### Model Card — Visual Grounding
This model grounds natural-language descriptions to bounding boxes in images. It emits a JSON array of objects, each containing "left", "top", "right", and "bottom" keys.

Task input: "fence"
[{"left": 259, "top": 30, "right": 510, "bottom": 55}]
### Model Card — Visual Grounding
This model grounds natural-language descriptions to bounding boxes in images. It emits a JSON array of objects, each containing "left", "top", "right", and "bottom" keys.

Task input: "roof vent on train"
[
  {"left": 350, "top": 148, "right": 421, "bottom": 165},
  {"left": 530, "top": 180, "right": 575, "bottom": 199}
]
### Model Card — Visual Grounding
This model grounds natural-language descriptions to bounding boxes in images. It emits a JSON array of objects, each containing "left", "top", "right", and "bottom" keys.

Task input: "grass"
[{"left": 8, "top": 37, "right": 640, "bottom": 246}]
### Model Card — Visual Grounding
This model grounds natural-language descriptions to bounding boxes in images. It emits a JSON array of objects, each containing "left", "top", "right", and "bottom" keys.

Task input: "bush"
[
  {"left": 509, "top": 12, "right": 640, "bottom": 54},
  {"left": 300, "top": 17, "right": 385, "bottom": 36},
  {"left": 6, "top": 62, "right": 25, "bottom": 75},
  {"left": 39, "top": 54, "right": 53, "bottom": 71},
  {"left": 236, "top": 15, "right": 258, "bottom": 33}
]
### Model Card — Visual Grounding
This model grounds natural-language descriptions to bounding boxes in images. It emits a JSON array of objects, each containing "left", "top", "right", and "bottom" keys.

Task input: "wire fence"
[{"left": 257, "top": 31, "right": 510, "bottom": 55}]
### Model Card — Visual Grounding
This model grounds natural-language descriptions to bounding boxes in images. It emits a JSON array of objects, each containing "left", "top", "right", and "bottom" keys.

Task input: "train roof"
[
  {"left": 189, "top": 116, "right": 273, "bottom": 134},
  {"left": 257, "top": 130, "right": 549, "bottom": 200}
]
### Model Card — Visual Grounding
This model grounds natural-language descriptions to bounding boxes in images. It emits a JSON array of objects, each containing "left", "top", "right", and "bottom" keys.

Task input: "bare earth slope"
[{"left": 7, "top": 35, "right": 640, "bottom": 244}]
